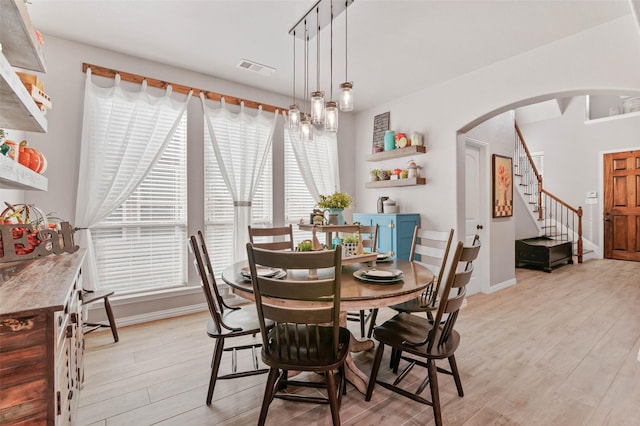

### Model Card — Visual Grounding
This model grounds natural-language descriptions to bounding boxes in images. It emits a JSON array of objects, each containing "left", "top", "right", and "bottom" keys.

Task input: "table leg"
[{"left": 340, "top": 311, "right": 375, "bottom": 394}]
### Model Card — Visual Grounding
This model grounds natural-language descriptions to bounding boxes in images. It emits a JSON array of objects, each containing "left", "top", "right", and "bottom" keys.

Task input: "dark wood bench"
[{"left": 515, "top": 236, "right": 573, "bottom": 272}]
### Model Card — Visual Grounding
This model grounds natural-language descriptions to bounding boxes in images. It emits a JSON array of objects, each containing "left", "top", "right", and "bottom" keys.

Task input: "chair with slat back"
[
  {"left": 346, "top": 224, "right": 379, "bottom": 338},
  {"left": 390, "top": 226, "right": 454, "bottom": 314},
  {"left": 246, "top": 243, "right": 350, "bottom": 426},
  {"left": 189, "top": 231, "right": 270, "bottom": 405},
  {"left": 247, "top": 224, "right": 295, "bottom": 251},
  {"left": 365, "top": 237, "right": 481, "bottom": 426}
]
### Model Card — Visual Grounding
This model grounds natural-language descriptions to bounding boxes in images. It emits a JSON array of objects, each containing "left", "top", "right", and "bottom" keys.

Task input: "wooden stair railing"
[{"left": 514, "top": 123, "right": 583, "bottom": 263}]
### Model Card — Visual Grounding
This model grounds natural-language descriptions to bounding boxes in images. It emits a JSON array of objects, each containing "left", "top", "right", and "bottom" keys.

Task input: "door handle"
[{"left": 476, "top": 224, "right": 483, "bottom": 230}]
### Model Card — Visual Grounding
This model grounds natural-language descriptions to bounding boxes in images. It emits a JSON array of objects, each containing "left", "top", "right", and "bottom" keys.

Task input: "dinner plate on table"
[
  {"left": 353, "top": 268, "right": 403, "bottom": 284},
  {"left": 375, "top": 253, "right": 393, "bottom": 263},
  {"left": 240, "top": 266, "right": 284, "bottom": 279}
]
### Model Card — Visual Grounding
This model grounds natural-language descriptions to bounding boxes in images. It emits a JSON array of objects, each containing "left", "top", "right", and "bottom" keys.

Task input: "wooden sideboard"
[{"left": 0, "top": 250, "right": 86, "bottom": 425}]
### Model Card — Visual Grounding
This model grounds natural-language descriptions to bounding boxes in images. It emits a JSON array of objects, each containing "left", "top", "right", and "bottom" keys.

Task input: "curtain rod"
[{"left": 81, "top": 63, "right": 286, "bottom": 114}]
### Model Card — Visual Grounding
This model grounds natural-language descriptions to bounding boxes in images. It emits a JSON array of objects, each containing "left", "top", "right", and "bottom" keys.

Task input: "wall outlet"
[{"left": 586, "top": 191, "right": 597, "bottom": 198}]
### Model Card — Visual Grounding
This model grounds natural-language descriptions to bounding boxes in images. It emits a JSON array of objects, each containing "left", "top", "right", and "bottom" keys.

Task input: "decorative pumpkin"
[{"left": 18, "top": 140, "right": 46, "bottom": 173}]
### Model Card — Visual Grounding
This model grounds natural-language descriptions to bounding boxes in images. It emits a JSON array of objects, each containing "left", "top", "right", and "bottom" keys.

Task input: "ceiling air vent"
[{"left": 237, "top": 59, "right": 276, "bottom": 76}]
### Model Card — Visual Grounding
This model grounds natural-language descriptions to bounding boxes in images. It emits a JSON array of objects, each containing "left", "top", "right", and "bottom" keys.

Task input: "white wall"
[
  {"left": 518, "top": 96, "right": 640, "bottom": 249},
  {"left": 465, "top": 111, "right": 516, "bottom": 287},
  {"left": 353, "top": 15, "right": 640, "bottom": 287}
]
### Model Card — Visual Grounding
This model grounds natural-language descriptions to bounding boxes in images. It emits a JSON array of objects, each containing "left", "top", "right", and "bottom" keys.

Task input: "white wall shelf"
[
  {"left": 365, "top": 177, "right": 426, "bottom": 188},
  {"left": 0, "top": 0, "right": 48, "bottom": 191},
  {"left": 0, "top": 154, "right": 47, "bottom": 191},
  {"left": 0, "top": 52, "right": 47, "bottom": 132},
  {"left": 0, "top": 0, "right": 47, "bottom": 73},
  {"left": 366, "top": 145, "right": 426, "bottom": 162}
]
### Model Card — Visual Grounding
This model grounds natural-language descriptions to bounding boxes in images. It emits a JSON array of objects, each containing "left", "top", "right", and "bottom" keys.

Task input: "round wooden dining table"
[{"left": 221, "top": 259, "right": 434, "bottom": 394}]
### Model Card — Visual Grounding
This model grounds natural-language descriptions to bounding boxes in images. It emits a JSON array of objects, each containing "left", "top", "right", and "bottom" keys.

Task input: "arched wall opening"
[{"left": 455, "top": 87, "right": 640, "bottom": 292}]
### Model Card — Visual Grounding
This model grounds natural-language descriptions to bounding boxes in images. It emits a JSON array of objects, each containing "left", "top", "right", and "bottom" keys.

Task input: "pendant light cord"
[
  {"left": 345, "top": 0, "right": 348, "bottom": 81},
  {"left": 330, "top": 0, "right": 334, "bottom": 99},
  {"left": 292, "top": 30, "right": 296, "bottom": 104},
  {"left": 316, "top": 7, "right": 321, "bottom": 91}
]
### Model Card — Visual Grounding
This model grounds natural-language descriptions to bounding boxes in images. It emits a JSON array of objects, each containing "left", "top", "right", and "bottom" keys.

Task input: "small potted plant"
[
  {"left": 317, "top": 191, "right": 352, "bottom": 225},
  {"left": 341, "top": 233, "right": 359, "bottom": 257}
]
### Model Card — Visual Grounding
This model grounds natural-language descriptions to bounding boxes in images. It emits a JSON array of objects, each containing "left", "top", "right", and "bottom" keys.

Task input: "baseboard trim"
[
  {"left": 486, "top": 278, "right": 516, "bottom": 293},
  {"left": 110, "top": 303, "right": 208, "bottom": 328}
]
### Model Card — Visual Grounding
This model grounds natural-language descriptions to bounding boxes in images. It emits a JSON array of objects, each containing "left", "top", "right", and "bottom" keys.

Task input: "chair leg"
[
  {"left": 206, "top": 338, "right": 225, "bottom": 405},
  {"left": 258, "top": 368, "right": 280, "bottom": 426},
  {"left": 448, "top": 354, "right": 464, "bottom": 397},
  {"left": 427, "top": 359, "right": 442, "bottom": 426},
  {"left": 359, "top": 310, "right": 366, "bottom": 338},
  {"left": 365, "top": 342, "right": 385, "bottom": 401},
  {"left": 325, "top": 369, "right": 341, "bottom": 425},
  {"left": 392, "top": 349, "right": 402, "bottom": 373},
  {"left": 367, "top": 308, "right": 378, "bottom": 338},
  {"left": 103, "top": 296, "right": 119, "bottom": 342},
  {"left": 339, "top": 365, "right": 347, "bottom": 397}
]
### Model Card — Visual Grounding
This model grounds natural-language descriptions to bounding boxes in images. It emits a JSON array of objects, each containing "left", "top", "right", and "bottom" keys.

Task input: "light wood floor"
[{"left": 78, "top": 259, "right": 640, "bottom": 425}]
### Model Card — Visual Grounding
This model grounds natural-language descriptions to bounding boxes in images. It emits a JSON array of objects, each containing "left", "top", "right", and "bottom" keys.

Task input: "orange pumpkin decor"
[{"left": 17, "top": 140, "right": 46, "bottom": 174}]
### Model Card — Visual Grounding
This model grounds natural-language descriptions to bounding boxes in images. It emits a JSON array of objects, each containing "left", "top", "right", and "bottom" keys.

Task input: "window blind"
[
  {"left": 204, "top": 131, "right": 272, "bottom": 274},
  {"left": 92, "top": 116, "right": 188, "bottom": 294}
]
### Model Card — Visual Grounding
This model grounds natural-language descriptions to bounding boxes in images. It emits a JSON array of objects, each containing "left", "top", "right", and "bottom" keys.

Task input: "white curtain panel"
[
  {"left": 285, "top": 113, "right": 341, "bottom": 201},
  {"left": 201, "top": 94, "right": 278, "bottom": 262},
  {"left": 75, "top": 69, "right": 191, "bottom": 290}
]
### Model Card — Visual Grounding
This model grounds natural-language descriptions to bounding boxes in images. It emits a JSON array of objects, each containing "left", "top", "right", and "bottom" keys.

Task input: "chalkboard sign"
[{"left": 372, "top": 112, "right": 390, "bottom": 153}]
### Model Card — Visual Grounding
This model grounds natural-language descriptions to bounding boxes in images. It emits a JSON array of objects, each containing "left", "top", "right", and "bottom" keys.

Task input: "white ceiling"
[{"left": 27, "top": 0, "right": 633, "bottom": 111}]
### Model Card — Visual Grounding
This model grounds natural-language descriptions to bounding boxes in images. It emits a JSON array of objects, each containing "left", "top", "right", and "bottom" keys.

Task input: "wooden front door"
[{"left": 603, "top": 150, "right": 640, "bottom": 261}]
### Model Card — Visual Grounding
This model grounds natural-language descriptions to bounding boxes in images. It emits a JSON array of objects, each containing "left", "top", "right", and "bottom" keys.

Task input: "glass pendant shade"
[
  {"left": 311, "top": 91, "right": 325, "bottom": 125},
  {"left": 325, "top": 101, "right": 338, "bottom": 132},
  {"left": 289, "top": 104, "right": 300, "bottom": 129},
  {"left": 301, "top": 114, "right": 313, "bottom": 142},
  {"left": 339, "top": 82, "right": 353, "bottom": 111}
]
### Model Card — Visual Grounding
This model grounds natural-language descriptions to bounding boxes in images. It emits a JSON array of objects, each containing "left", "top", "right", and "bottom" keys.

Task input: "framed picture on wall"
[{"left": 492, "top": 154, "right": 513, "bottom": 218}]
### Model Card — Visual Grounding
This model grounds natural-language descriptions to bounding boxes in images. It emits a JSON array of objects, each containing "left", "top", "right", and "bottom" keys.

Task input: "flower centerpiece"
[
  {"left": 317, "top": 191, "right": 352, "bottom": 225},
  {"left": 317, "top": 191, "right": 352, "bottom": 210}
]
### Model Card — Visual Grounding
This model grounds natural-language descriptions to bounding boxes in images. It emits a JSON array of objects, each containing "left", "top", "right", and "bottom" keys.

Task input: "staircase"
[{"left": 513, "top": 123, "right": 584, "bottom": 263}]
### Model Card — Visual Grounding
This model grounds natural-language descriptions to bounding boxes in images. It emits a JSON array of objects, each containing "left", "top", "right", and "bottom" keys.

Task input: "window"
[
  {"left": 92, "top": 116, "right": 188, "bottom": 294},
  {"left": 284, "top": 130, "right": 327, "bottom": 246},
  {"left": 204, "top": 132, "right": 272, "bottom": 274}
]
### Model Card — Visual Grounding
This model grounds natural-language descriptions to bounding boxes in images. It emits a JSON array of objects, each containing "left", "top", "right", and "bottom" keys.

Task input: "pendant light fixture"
[
  {"left": 324, "top": 0, "right": 338, "bottom": 132},
  {"left": 300, "top": 23, "right": 313, "bottom": 142},
  {"left": 310, "top": 6, "right": 325, "bottom": 125},
  {"left": 288, "top": 30, "right": 300, "bottom": 129},
  {"left": 289, "top": 0, "right": 354, "bottom": 135},
  {"left": 339, "top": 0, "right": 353, "bottom": 112}
]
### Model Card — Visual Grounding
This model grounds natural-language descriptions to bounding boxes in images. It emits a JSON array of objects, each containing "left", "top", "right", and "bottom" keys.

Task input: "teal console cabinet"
[{"left": 352, "top": 213, "right": 420, "bottom": 260}]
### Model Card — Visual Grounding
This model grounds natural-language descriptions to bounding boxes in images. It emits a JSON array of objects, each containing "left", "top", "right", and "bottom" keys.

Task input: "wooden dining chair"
[
  {"left": 247, "top": 224, "right": 295, "bottom": 251},
  {"left": 365, "top": 238, "right": 481, "bottom": 426},
  {"left": 346, "top": 224, "right": 379, "bottom": 338},
  {"left": 189, "top": 231, "right": 270, "bottom": 405},
  {"left": 389, "top": 227, "right": 455, "bottom": 315},
  {"left": 246, "top": 243, "right": 350, "bottom": 426}
]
